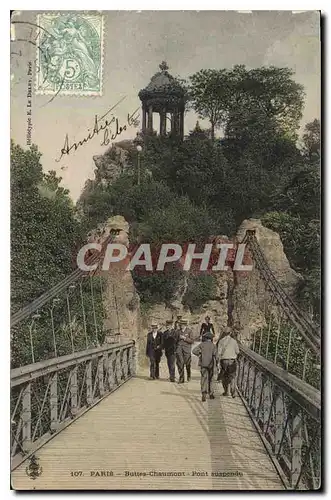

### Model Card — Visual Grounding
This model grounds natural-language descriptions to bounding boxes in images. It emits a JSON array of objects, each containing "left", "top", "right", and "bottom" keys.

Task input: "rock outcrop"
[
  {"left": 236, "top": 218, "right": 301, "bottom": 292},
  {"left": 87, "top": 215, "right": 144, "bottom": 365},
  {"left": 232, "top": 219, "right": 302, "bottom": 344},
  {"left": 93, "top": 143, "right": 132, "bottom": 185},
  {"left": 141, "top": 269, "right": 233, "bottom": 341},
  {"left": 90, "top": 216, "right": 301, "bottom": 368},
  {"left": 139, "top": 219, "right": 302, "bottom": 350}
]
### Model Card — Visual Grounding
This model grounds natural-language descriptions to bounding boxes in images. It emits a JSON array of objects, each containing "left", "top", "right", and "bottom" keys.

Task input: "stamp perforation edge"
[{"left": 34, "top": 11, "right": 104, "bottom": 97}]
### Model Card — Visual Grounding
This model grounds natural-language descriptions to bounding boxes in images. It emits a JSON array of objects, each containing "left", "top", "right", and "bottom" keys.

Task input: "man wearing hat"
[
  {"left": 175, "top": 318, "right": 194, "bottom": 383},
  {"left": 174, "top": 315, "right": 182, "bottom": 331},
  {"left": 146, "top": 323, "right": 163, "bottom": 380},
  {"left": 192, "top": 331, "right": 218, "bottom": 401},
  {"left": 162, "top": 319, "right": 178, "bottom": 382},
  {"left": 217, "top": 326, "right": 239, "bottom": 397}
]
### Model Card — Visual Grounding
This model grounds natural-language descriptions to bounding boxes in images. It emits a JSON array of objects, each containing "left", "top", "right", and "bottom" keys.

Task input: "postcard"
[{"left": 10, "top": 10, "right": 321, "bottom": 491}]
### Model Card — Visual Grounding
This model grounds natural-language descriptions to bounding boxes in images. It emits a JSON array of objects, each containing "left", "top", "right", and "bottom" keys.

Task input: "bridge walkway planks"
[{"left": 12, "top": 360, "right": 284, "bottom": 490}]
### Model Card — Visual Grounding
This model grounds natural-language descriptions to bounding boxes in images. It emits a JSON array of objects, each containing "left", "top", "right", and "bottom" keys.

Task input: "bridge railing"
[
  {"left": 237, "top": 345, "right": 321, "bottom": 491},
  {"left": 10, "top": 341, "right": 136, "bottom": 470},
  {"left": 242, "top": 230, "right": 320, "bottom": 388},
  {"left": 243, "top": 230, "right": 320, "bottom": 348},
  {"left": 11, "top": 231, "right": 121, "bottom": 369}
]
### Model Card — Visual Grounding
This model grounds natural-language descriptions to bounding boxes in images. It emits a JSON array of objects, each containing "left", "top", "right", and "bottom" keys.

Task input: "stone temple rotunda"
[{"left": 138, "top": 62, "right": 187, "bottom": 140}]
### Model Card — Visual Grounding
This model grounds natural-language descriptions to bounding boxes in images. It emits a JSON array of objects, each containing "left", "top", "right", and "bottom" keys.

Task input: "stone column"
[
  {"left": 147, "top": 106, "right": 153, "bottom": 132},
  {"left": 171, "top": 112, "right": 175, "bottom": 134},
  {"left": 172, "top": 110, "right": 179, "bottom": 135},
  {"left": 142, "top": 105, "right": 146, "bottom": 133},
  {"left": 160, "top": 107, "right": 166, "bottom": 136}
]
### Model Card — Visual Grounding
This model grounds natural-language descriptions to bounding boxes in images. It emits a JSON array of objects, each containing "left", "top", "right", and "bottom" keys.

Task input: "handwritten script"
[{"left": 56, "top": 97, "right": 139, "bottom": 162}]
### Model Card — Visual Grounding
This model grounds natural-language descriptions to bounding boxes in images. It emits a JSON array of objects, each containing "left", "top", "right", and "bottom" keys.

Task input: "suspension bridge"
[{"left": 10, "top": 229, "right": 321, "bottom": 490}]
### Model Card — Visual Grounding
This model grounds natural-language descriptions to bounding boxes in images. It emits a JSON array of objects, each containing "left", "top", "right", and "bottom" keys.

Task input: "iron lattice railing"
[
  {"left": 10, "top": 341, "right": 136, "bottom": 470},
  {"left": 238, "top": 345, "right": 321, "bottom": 490}
]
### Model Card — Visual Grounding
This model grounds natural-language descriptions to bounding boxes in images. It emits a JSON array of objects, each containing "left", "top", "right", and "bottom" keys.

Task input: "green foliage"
[
  {"left": 253, "top": 320, "right": 320, "bottom": 389},
  {"left": 11, "top": 143, "right": 82, "bottom": 312},
  {"left": 226, "top": 66, "right": 304, "bottom": 139},
  {"left": 11, "top": 142, "right": 87, "bottom": 366},
  {"left": 79, "top": 175, "right": 174, "bottom": 230},
  {"left": 78, "top": 67, "right": 319, "bottom": 318},
  {"left": 135, "top": 134, "right": 236, "bottom": 234},
  {"left": 261, "top": 209, "right": 320, "bottom": 319},
  {"left": 189, "top": 65, "right": 304, "bottom": 140},
  {"left": 261, "top": 212, "right": 320, "bottom": 271},
  {"left": 137, "top": 113, "right": 305, "bottom": 233},
  {"left": 79, "top": 171, "right": 220, "bottom": 305},
  {"left": 297, "top": 268, "right": 321, "bottom": 320},
  {"left": 189, "top": 69, "right": 232, "bottom": 139},
  {"left": 261, "top": 124, "right": 320, "bottom": 321},
  {"left": 183, "top": 274, "right": 218, "bottom": 312},
  {"left": 11, "top": 276, "right": 106, "bottom": 368},
  {"left": 133, "top": 264, "right": 184, "bottom": 305},
  {"left": 132, "top": 196, "right": 219, "bottom": 244},
  {"left": 302, "top": 118, "right": 320, "bottom": 161}
]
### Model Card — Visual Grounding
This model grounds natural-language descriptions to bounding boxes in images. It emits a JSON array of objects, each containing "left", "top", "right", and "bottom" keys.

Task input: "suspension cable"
[
  {"left": 11, "top": 232, "right": 118, "bottom": 327},
  {"left": 242, "top": 230, "right": 320, "bottom": 354}
]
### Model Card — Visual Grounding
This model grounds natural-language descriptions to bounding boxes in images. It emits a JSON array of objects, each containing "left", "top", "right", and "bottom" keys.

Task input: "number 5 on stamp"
[{"left": 35, "top": 12, "right": 104, "bottom": 96}]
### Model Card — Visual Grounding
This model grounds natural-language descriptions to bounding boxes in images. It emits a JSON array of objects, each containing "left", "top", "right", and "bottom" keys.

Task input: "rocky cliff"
[
  {"left": 91, "top": 215, "right": 301, "bottom": 368},
  {"left": 231, "top": 219, "right": 302, "bottom": 344},
  {"left": 87, "top": 215, "right": 144, "bottom": 365},
  {"left": 93, "top": 142, "right": 133, "bottom": 185}
]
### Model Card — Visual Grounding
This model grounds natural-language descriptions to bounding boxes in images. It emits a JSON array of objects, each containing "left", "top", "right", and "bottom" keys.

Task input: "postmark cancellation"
[{"left": 35, "top": 12, "right": 104, "bottom": 96}]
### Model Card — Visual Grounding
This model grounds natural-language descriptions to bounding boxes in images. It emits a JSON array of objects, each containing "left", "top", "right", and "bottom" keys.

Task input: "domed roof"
[
  {"left": 139, "top": 62, "right": 185, "bottom": 101},
  {"left": 145, "top": 71, "right": 175, "bottom": 91}
]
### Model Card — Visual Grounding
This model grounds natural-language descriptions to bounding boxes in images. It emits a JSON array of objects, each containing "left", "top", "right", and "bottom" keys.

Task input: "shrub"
[{"left": 183, "top": 274, "right": 218, "bottom": 312}]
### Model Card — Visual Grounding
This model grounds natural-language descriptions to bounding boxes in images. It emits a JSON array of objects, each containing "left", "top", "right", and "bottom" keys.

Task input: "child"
[{"left": 192, "top": 331, "right": 218, "bottom": 402}]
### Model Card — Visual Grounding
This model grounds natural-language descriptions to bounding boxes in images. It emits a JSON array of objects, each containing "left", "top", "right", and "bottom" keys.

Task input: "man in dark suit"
[
  {"left": 162, "top": 319, "right": 179, "bottom": 382},
  {"left": 146, "top": 323, "right": 163, "bottom": 380},
  {"left": 175, "top": 318, "right": 194, "bottom": 383}
]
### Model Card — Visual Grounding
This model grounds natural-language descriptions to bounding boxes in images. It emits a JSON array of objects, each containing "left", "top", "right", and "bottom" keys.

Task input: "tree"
[
  {"left": 189, "top": 65, "right": 305, "bottom": 141},
  {"left": 188, "top": 121, "right": 210, "bottom": 140},
  {"left": 189, "top": 69, "right": 232, "bottom": 140},
  {"left": 132, "top": 195, "right": 219, "bottom": 245},
  {"left": 275, "top": 167, "right": 320, "bottom": 222},
  {"left": 130, "top": 195, "right": 219, "bottom": 305},
  {"left": 261, "top": 122, "right": 320, "bottom": 321},
  {"left": 11, "top": 142, "right": 85, "bottom": 366},
  {"left": 226, "top": 66, "right": 305, "bottom": 139},
  {"left": 302, "top": 119, "right": 320, "bottom": 162},
  {"left": 11, "top": 142, "right": 81, "bottom": 311}
]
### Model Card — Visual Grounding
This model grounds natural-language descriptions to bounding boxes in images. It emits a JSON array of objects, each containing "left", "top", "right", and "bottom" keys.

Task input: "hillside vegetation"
[{"left": 12, "top": 65, "right": 320, "bottom": 323}]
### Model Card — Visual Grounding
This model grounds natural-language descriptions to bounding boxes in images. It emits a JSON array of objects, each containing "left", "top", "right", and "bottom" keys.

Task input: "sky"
[{"left": 11, "top": 10, "right": 320, "bottom": 201}]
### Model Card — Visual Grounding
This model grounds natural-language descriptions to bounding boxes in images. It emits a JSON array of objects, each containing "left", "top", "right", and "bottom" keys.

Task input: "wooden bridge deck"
[{"left": 12, "top": 360, "right": 284, "bottom": 490}]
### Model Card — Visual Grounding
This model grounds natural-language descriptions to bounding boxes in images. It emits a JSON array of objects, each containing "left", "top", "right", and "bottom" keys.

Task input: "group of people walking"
[
  {"left": 145, "top": 316, "right": 240, "bottom": 402},
  {"left": 146, "top": 318, "right": 194, "bottom": 383}
]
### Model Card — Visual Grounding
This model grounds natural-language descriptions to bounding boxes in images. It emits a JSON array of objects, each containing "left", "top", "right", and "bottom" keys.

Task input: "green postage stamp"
[{"left": 35, "top": 12, "right": 104, "bottom": 95}]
